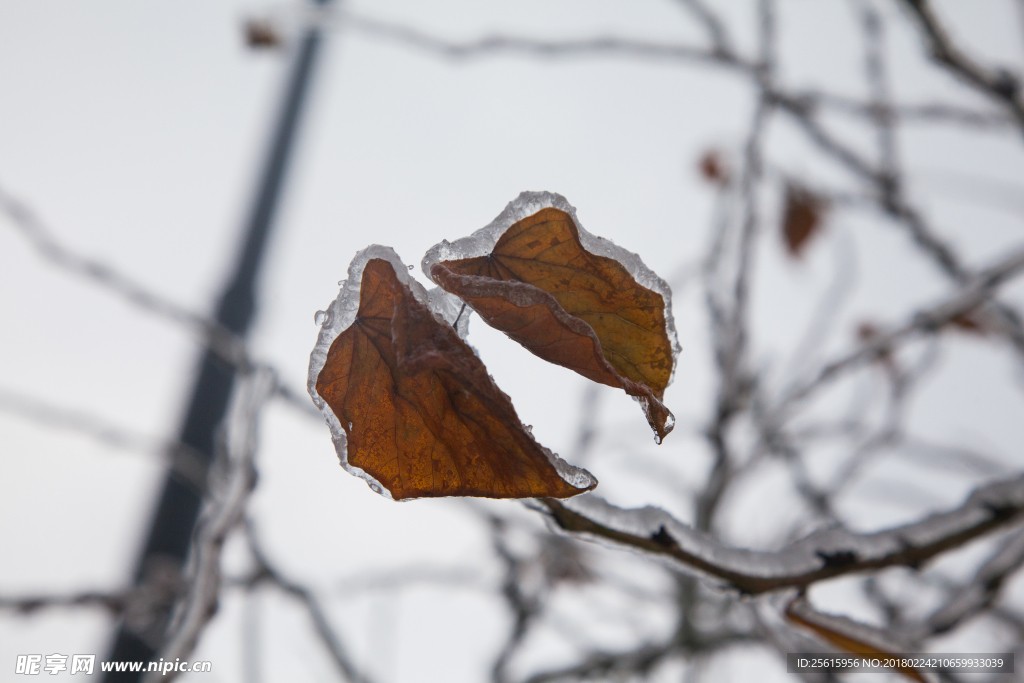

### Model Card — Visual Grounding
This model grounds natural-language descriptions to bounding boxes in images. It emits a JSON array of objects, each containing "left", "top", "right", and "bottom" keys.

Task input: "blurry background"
[{"left": 2, "top": 1, "right": 1024, "bottom": 681}]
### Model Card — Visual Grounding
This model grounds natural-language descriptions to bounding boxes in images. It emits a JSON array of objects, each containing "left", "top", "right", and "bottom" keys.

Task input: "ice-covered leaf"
[
  {"left": 785, "top": 596, "right": 926, "bottom": 682},
  {"left": 425, "top": 196, "right": 678, "bottom": 442},
  {"left": 309, "top": 251, "right": 596, "bottom": 500},
  {"left": 431, "top": 262, "right": 675, "bottom": 442}
]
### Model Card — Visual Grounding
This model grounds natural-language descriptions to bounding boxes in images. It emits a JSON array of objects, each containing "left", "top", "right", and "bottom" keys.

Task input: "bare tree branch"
[
  {"left": 522, "top": 643, "right": 672, "bottom": 683},
  {"left": 923, "top": 526, "right": 1024, "bottom": 635},
  {"left": 342, "top": 12, "right": 747, "bottom": 69},
  {"left": 780, "top": 246, "right": 1024, "bottom": 409},
  {"left": 147, "top": 369, "right": 274, "bottom": 682},
  {"left": 897, "top": 0, "right": 1024, "bottom": 132},
  {"left": 0, "top": 591, "right": 126, "bottom": 615},
  {"left": 673, "top": 0, "right": 735, "bottom": 58},
  {"left": 0, "top": 183, "right": 319, "bottom": 418},
  {"left": 245, "top": 522, "right": 375, "bottom": 683},
  {"left": 0, "top": 385, "right": 209, "bottom": 489},
  {"left": 807, "top": 92, "right": 1014, "bottom": 127},
  {"left": 0, "top": 183, "right": 247, "bottom": 370},
  {"left": 490, "top": 515, "right": 540, "bottom": 683},
  {"left": 856, "top": 0, "right": 901, "bottom": 190}
]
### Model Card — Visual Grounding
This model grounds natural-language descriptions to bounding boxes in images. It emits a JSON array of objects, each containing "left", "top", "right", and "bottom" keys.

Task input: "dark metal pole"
[{"left": 104, "top": 5, "right": 330, "bottom": 679}]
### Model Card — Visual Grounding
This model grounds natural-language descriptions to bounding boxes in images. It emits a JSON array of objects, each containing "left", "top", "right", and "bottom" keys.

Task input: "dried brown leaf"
[
  {"left": 782, "top": 185, "right": 827, "bottom": 257},
  {"left": 786, "top": 597, "right": 927, "bottom": 683},
  {"left": 431, "top": 207, "right": 675, "bottom": 442},
  {"left": 315, "top": 258, "right": 596, "bottom": 500}
]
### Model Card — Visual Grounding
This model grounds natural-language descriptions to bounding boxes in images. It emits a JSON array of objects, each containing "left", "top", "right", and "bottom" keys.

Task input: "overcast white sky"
[{"left": 2, "top": 1, "right": 1024, "bottom": 681}]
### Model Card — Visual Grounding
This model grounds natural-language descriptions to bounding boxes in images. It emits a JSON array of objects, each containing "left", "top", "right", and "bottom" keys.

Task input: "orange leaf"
[
  {"left": 785, "top": 596, "right": 927, "bottom": 683},
  {"left": 312, "top": 255, "right": 596, "bottom": 500},
  {"left": 429, "top": 206, "right": 676, "bottom": 442}
]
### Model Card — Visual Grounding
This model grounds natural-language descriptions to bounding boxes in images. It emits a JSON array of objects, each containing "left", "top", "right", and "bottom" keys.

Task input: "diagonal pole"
[{"left": 104, "top": 3, "right": 332, "bottom": 679}]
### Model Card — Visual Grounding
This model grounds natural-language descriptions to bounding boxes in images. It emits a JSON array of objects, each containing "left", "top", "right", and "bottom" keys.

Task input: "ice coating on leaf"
[
  {"left": 542, "top": 445, "right": 599, "bottom": 491},
  {"left": 308, "top": 245, "right": 596, "bottom": 500},
  {"left": 426, "top": 285, "right": 471, "bottom": 339},
  {"left": 308, "top": 245, "right": 426, "bottom": 499},
  {"left": 421, "top": 191, "right": 682, "bottom": 386},
  {"left": 430, "top": 263, "right": 676, "bottom": 441}
]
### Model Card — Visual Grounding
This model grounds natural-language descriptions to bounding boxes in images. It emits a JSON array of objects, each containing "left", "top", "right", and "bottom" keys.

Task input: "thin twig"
[
  {"left": 344, "top": 12, "right": 747, "bottom": 68},
  {"left": 780, "top": 247, "right": 1024, "bottom": 409},
  {"left": 897, "top": 0, "right": 1024, "bottom": 133},
  {"left": 0, "top": 591, "right": 126, "bottom": 615},
  {"left": 0, "top": 183, "right": 317, "bottom": 419},
  {"left": 147, "top": 369, "right": 274, "bottom": 682},
  {"left": 923, "top": 526, "right": 1024, "bottom": 635},
  {"left": 245, "top": 522, "right": 374, "bottom": 683},
  {"left": 0, "top": 386, "right": 208, "bottom": 490}
]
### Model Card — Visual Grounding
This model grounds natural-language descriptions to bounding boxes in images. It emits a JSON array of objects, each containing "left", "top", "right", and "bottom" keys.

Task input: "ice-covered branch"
[
  {"left": 806, "top": 93, "right": 1014, "bottom": 128},
  {"left": 521, "top": 643, "right": 672, "bottom": 683},
  {"left": 762, "top": 86, "right": 1024, "bottom": 364},
  {"left": 0, "top": 386, "right": 209, "bottom": 489},
  {"left": 784, "top": 596, "right": 926, "bottom": 681},
  {"left": 147, "top": 370, "right": 274, "bottom": 682},
  {"left": 245, "top": 523, "right": 375, "bottom": 683},
  {"left": 697, "top": 114, "right": 770, "bottom": 531},
  {"left": 857, "top": 0, "right": 900, "bottom": 190},
  {"left": 0, "top": 591, "right": 126, "bottom": 615},
  {"left": 333, "top": 565, "right": 486, "bottom": 596},
  {"left": 694, "top": 1, "right": 776, "bottom": 532},
  {"left": 489, "top": 516, "right": 541, "bottom": 683},
  {"left": 922, "top": 526, "right": 1024, "bottom": 636},
  {"left": 0, "top": 184, "right": 317, "bottom": 418},
  {"left": 897, "top": 0, "right": 1024, "bottom": 133},
  {"left": 340, "top": 12, "right": 750, "bottom": 69},
  {"left": 0, "top": 184, "right": 247, "bottom": 371},
  {"left": 673, "top": 0, "right": 735, "bottom": 58},
  {"left": 770, "top": 93, "right": 882, "bottom": 184},
  {"left": 520, "top": 610, "right": 756, "bottom": 683},
  {"left": 781, "top": 246, "right": 1024, "bottom": 409},
  {"left": 541, "top": 472, "right": 1024, "bottom": 594}
]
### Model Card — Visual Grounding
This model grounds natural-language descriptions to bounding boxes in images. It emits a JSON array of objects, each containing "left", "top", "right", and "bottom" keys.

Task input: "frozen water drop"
[
  {"left": 370, "top": 482, "right": 381, "bottom": 494},
  {"left": 654, "top": 434, "right": 662, "bottom": 445},
  {"left": 408, "top": 264, "right": 414, "bottom": 270},
  {"left": 314, "top": 310, "right": 327, "bottom": 326}
]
